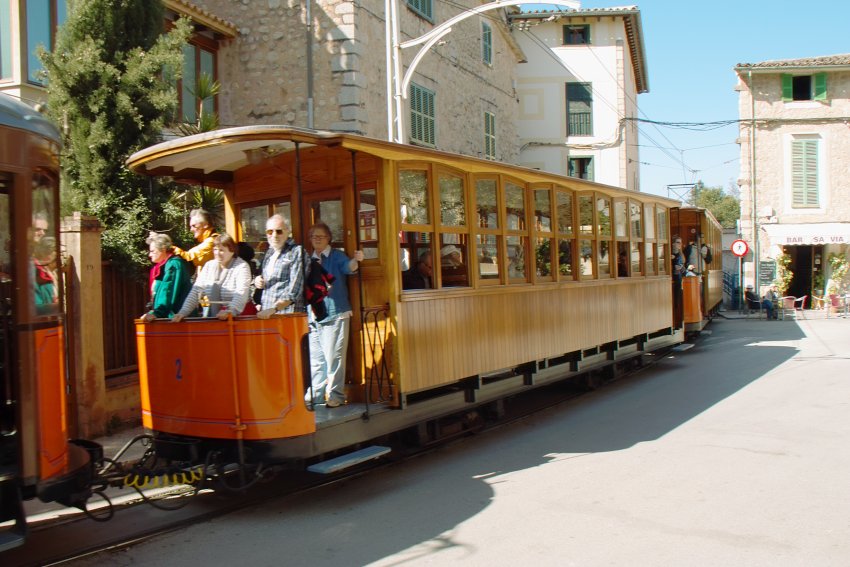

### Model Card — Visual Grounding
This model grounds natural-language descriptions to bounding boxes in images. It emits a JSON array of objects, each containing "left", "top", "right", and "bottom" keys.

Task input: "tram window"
[
  {"left": 476, "top": 234, "right": 500, "bottom": 280},
  {"left": 1, "top": 174, "right": 10, "bottom": 285},
  {"left": 644, "top": 204, "right": 655, "bottom": 239},
  {"left": 579, "top": 239, "right": 594, "bottom": 278},
  {"left": 630, "top": 201, "right": 642, "bottom": 238},
  {"left": 558, "top": 239, "right": 574, "bottom": 278},
  {"left": 533, "top": 189, "right": 551, "bottom": 232},
  {"left": 400, "top": 170, "right": 430, "bottom": 225},
  {"left": 657, "top": 243, "right": 668, "bottom": 275},
  {"left": 535, "top": 237, "right": 553, "bottom": 278},
  {"left": 656, "top": 207, "right": 668, "bottom": 240},
  {"left": 645, "top": 242, "right": 656, "bottom": 275},
  {"left": 630, "top": 242, "right": 642, "bottom": 275},
  {"left": 598, "top": 240, "right": 611, "bottom": 277},
  {"left": 309, "top": 198, "right": 344, "bottom": 250},
  {"left": 475, "top": 179, "right": 498, "bottom": 228},
  {"left": 506, "top": 235, "right": 527, "bottom": 281},
  {"left": 439, "top": 174, "right": 465, "bottom": 227},
  {"left": 439, "top": 234, "right": 469, "bottom": 287},
  {"left": 31, "top": 172, "right": 60, "bottom": 317},
  {"left": 597, "top": 197, "right": 611, "bottom": 237},
  {"left": 616, "top": 241, "right": 629, "bottom": 277},
  {"left": 358, "top": 188, "right": 379, "bottom": 260},
  {"left": 504, "top": 182, "right": 526, "bottom": 231},
  {"left": 614, "top": 200, "right": 627, "bottom": 238},
  {"left": 400, "top": 231, "right": 433, "bottom": 290},
  {"left": 578, "top": 195, "right": 593, "bottom": 235},
  {"left": 556, "top": 190, "right": 573, "bottom": 236}
]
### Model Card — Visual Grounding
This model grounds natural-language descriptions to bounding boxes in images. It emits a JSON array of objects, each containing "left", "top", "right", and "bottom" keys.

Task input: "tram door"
[{"left": 0, "top": 173, "right": 12, "bottom": 442}]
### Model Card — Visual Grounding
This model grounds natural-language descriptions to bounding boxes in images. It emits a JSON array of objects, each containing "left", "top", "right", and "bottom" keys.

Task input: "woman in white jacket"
[{"left": 172, "top": 233, "right": 251, "bottom": 322}]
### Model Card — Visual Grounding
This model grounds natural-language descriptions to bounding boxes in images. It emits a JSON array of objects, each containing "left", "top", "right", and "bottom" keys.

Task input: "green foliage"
[
  {"left": 692, "top": 182, "right": 740, "bottom": 229},
  {"left": 40, "top": 0, "right": 193, "bottom": 273},
  {"left": 773, "top": 252, "right": 793, "bottom": 295},
  {"left": 827, "top": 253, "right": 849, "bottom": 294}
]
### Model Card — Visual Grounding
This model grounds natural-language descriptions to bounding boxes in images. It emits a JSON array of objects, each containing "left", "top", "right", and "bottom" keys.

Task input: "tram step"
[
  {"left": 671, "top": 343, "right": 694, "bottom": 352},
  {"left": 307, "top": 446, "right": 391, "bottom": 475},
  {"left": 0, "top": 475, "right": 26, "bottom": 552}
]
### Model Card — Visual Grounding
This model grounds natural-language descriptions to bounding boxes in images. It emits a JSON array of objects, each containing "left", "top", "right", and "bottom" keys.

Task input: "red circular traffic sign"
[{"left": 731, "top": 239, "right": 749, "bottom": 257}]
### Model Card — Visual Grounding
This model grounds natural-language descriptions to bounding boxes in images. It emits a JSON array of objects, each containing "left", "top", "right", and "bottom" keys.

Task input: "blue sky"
[{"left": 526, "top": 1, "right": 850, "bottom": 198}]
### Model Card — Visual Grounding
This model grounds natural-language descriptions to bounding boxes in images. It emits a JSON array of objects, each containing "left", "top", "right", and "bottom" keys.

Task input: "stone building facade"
[
  {"left": 183, "top": 0, "right": 524, "bottom": 162},
  {"left": 735, "top": 54, "right": 850, "bottom": 301}
]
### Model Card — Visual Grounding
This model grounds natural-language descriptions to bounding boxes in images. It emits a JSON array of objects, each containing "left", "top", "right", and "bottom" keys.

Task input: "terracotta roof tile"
[{"left": 736, "top": 53, "right": 850, "bottom": 69}]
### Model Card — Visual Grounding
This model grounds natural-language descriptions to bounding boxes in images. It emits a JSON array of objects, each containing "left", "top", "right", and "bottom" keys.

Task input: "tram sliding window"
[
  {"left": 31, "top": 172, "right": 60, "bottom": 317},
  {"left": 358, "top": 188, "right": 379, "bottom": 260}
]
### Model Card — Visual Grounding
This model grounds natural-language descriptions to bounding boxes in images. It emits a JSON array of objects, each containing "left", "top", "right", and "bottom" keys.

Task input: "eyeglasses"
[
  {"left": 266, "top": 228, "right": 285, "bottom": 236},
  {"left": 190, "top": 223, "right": 203, "bottom": 229}
]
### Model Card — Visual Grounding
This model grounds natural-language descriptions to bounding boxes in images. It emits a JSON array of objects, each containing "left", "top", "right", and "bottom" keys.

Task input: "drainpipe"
[
  {"left": 749, "top": 70, "right": 759, "bottom": 290},
  {"left": 306, "top": 0, "right": 314, "bottom": 129}
]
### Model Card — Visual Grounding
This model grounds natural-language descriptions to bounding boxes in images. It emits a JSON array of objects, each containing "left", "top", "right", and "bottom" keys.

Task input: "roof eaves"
[{"left": 163, "top": 0, "right": 239, "bottom": 39}]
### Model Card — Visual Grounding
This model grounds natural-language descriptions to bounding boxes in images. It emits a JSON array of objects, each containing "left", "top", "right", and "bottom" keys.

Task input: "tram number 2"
[{"left": 175, "top": 358, "right": 183, "bottom": 381}]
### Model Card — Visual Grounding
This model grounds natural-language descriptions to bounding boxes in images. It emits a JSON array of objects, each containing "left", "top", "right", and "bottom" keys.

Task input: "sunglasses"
[{"left": 266, "top": 228, "right": 285, "bottom": 236}]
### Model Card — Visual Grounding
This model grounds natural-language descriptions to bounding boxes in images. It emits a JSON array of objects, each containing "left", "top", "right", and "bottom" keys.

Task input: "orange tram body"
[
  {"left": 125, "top": 126, "right": 700, "bottom": 476},
  {"left": 0, "top": 94, "right": 94, "bottom": 551}
]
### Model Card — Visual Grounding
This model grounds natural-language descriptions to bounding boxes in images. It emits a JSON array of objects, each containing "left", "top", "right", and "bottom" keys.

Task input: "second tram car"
[
  {"left": 125, "top": 126, "right": 688, "bottom": 479},
  {"left": 0, "top": 94, "right": 94, "bottom": 551},
  {"left": 671, "top": 207, "right": 723, "bottom": 333}
]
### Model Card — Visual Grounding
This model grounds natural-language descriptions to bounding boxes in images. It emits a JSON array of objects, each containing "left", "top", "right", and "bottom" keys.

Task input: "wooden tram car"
[
  {"left": 0, "top": 94, "right": 93, "bottom": 551},
  {"left": 671, "top": 207, "right": 723, "bottom": 333},
  {"left": 126, "top": 126, "right": 686, "bottom": 477}
]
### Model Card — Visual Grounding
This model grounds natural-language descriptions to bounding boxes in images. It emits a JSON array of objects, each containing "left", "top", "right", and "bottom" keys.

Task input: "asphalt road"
[{"left": 67, "top": 315, "right": 850, "bottom": 566}]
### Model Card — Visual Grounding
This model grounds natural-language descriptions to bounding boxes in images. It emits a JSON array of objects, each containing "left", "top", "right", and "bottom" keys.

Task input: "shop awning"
[{"left": 761, "top": 222, "right": 850, "bottom": 246}]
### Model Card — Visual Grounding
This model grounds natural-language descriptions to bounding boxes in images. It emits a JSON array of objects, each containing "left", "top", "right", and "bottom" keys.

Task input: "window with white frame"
[
  {"left": 25, "top": 0, "right": 68, "bottom": 84},
  {"left": 410, "top": 83, "right": 435, "bottom": 147},
  {"left": 566, "top": 82, "right": 592, "bottom": 136},
  {"left": 791, "top": 138, "right": 819, "bottom": 208},
  {"left": 482, "top": 21, "right": 492, "bottom": 65},
  {"left": 484, "top": 111, "right": 496, "bottom": 160}
]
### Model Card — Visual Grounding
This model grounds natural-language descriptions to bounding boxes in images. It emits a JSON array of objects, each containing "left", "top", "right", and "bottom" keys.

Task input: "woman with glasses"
[
  {"left": 254, "top": 214, "right": 306, "bottom": 316},
  {"left": 172, "top": 233, "right": 251, "bottom": 322},
  {"left": 305, "top": 222, "right": 363, "bottom": 408}
]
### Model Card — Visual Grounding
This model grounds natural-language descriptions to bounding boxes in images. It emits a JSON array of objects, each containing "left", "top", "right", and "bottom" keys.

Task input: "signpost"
[{"left": 731, "top": 239, "right": 749, "bottom": 313}]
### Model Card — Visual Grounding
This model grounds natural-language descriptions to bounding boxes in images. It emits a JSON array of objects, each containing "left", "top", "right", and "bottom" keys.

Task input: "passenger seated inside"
[
  {"left": 402, "top": 251, "right": 433, "bottom": 290},
  {"left": 440, "top": 244, "right": 468, "bottom": 287}
]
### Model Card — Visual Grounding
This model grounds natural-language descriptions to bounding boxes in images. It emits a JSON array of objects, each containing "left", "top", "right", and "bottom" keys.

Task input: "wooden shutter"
[
  {"left": 482, "top": 22, "right": 492, "bottom": 64},
  {"left": 781, "top": 74, "right": 793, "bottom": 102},
  {"left": 814, "top": 72, "right": 827, "bottom": 101},
  {"left": 791, "top": 139, "right": 819, "bottom": 208}
]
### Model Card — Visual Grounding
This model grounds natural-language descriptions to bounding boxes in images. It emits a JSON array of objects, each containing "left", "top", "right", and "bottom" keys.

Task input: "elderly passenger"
[
  {"left": 141, "top": 232, "right": 192, "bottom": 321},
  {"left": 172, "top": 233, "right": 251, "bottom": 322}
]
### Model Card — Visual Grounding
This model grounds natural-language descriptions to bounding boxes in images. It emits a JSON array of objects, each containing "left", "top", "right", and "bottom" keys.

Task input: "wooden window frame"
[
  {"left": 628, "top": 199, "right": 644, "bottom": 276},
  {"left": 555, "top": 186, "right": 576, "bottom": 282},
  {"left": 472, "top": 174, "right": 503, "bottom": 286},
  {"left": 504, "top": 176, "right": 530, "bottom": 284},
  {"left": 531, "top": 184, "right": 555, "bottom": 284}
]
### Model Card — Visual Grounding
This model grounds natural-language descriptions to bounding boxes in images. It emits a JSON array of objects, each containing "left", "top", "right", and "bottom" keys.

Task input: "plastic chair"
[
  {"left": 778, "top": 296, "right": 796, "bottom": 320},
  {"left": 827, "top": 294, "right": 847, "bottom": 318},
  {"left": 793, "top": 295, "right": 807, "bottom": 319}
]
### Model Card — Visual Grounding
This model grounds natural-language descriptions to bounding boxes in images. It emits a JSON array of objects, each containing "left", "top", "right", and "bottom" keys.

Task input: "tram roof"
[
  {"left": 0, "top": 94, "right": 61, "bottom": 143},
  {"left": 127, "top": 125, "right": 679, "bottom": 205}
]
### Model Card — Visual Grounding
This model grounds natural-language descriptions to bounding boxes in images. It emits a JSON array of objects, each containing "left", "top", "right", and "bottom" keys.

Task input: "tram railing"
[{"left": 361, "top": 304, "right": 393, "bottom": 404}]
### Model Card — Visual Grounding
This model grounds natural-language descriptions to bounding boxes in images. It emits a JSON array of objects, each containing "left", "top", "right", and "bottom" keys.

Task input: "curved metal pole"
[{"left": 387, "top": 0, "right": 580, "bottom": 142}]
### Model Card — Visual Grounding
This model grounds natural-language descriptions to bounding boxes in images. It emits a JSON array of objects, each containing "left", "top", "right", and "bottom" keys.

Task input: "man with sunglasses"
[
  {"left": 173, "top": 209, "right": 218, "bottom": 272},
  {"left": 255, "top": 214, "right": 305, "bottom": 316}
]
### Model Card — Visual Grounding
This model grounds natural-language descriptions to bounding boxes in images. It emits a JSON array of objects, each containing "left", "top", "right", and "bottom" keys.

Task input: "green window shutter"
[
  {"left": 813, "top": 72, "right": 827, "bottom": 101},
  {"left": 482, "top": 22, "right": 492, "bottom": 65},
  {"left": 587, "top": 158, "right": 594, "bottom": 181},
  {"left": 410, "top": 83, "right": 435, "bottom": 146},
  {"left": 791, "top": 139, "right": 819, "bottom": 208},
  {"left": 781, "top": 74, "right": 793, "bottom": 102}
]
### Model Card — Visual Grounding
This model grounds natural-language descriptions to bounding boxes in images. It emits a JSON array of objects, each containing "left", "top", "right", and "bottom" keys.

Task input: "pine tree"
[{"left": 40, "top": 0, "right": 193, "bottom": 271}]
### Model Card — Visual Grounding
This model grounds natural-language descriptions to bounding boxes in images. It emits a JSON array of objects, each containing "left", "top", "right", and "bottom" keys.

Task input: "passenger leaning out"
[
  {"left": 172, "top": 233, "right": 251, "bottom": 322},
  {"left": 172, "top": 208, "right": 218, "bottom": 273}
]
